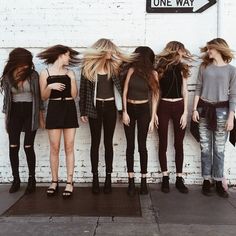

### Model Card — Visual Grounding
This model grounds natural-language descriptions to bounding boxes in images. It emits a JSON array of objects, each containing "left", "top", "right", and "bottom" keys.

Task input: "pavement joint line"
[{"left": 93, "top": 216, "right": 100, "bottom": 236}]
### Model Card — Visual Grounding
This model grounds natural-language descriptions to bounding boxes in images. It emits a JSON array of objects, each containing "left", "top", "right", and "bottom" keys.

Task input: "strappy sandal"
[
  {"left": 62, "top": 182, "right": 74, "bottom": 199},
  {"left": 47, "top": 180, "right": 59, "bottom": 196}
]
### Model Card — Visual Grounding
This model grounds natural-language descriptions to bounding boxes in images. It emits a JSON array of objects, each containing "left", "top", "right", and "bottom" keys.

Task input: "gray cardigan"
[{"left": 2, "top": 70, "right": 44, "bottom": 132}]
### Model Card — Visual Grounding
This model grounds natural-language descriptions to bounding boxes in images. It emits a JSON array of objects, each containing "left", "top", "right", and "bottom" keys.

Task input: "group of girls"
[{"left": 1, "top": 37, "right": 235, "bottom": 199}]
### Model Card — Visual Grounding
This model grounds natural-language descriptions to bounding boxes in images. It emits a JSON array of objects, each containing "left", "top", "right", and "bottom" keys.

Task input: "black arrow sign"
[{"left": 146, "top": 0, "right": 217, "bottom": 13}]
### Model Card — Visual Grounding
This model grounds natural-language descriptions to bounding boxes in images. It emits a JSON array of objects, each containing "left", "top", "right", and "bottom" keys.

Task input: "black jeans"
[
  {"left": 157, "top": 99, "right": 185, "bottom": 173},
  {"left": 8, "top": 102, "right": 37, "bottom": 178},
  {"left": 88, "top": 100, "right": 117, "bottom": 174},
  {"left": 124, "top": 102, "right": 150, "bottom": 174}
]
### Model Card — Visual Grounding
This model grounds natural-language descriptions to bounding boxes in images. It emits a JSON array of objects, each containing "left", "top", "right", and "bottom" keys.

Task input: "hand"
[
  {"left": 39, "top": 117, "right": 45, "bottom": 129},
  {"left": 81, "top": 116, "right": 88, "bottom": 123},
  {"left": 180, "top": 112, "right": 187, "bottom": 130},
  {"left": 48, "top": 83, "right": 65, "bottom": 91},
  {"left": 225, "top": 117, "right": 234, "bottom": 131},
  {"left": 148, "top": 120, "right": 155, "bottom": 132},
  {"left": 192, "top": 110, "right": 199, "bottom": 123},
  {"left": 154, "top": 114, "right": 159, "bottom": 128},
  {"left": 122, "top": 112, "right": 130, "bottom": 126}
]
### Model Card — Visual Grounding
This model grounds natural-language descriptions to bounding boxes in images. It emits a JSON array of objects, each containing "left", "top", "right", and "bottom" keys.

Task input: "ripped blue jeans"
[{"left": 198, "top": 107, "right": 228, "bottom": 181}]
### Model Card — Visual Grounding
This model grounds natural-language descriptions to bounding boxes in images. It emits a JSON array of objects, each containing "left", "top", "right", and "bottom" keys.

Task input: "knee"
[
  {"left": 65, "top": 142, "right": 74, "bottom": 154},
  {"left": 50, "top": 144, "right": 60, "bottom": 156},
  {"left": 24, "top": 145, "right": 33, "bottom": 151},
  {"left": 10, "top": 144, "right": 19, "bottom": 151}
]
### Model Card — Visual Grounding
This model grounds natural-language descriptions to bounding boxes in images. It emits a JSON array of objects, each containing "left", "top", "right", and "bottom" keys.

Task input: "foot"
[
  {"left": 47, "top": 181, "right": 58, "bottom": 196},
  {"left": 216, "top": 181, "right": 229, "bottom": 198},
  {"left": 9, "top": 177, "right": 21, "bottom": 193},
  {"left": 202, "top": 180, "right": 213, "bottom": 196},
  {"left": 103, "top": 174, "right": 112, "bottom": 194},
  {"left": 25, "top": 176, "right": 36, "bottom": 194},
  {"left": 140, "top": 177, "right": 148, "bottom": 195},
  {"left": 175, "top": 177, "right": 189, "bottom": 194},
  {"left": 161, "top": 176, "right": 170, "bottom": 193},
  {"left": 92, "top": 173, "right": 100, "bottom": 194},
  {"left": 63, "top": 182, "right": 74, "bottom": 199},
  {"left": 127, "top": 177, "right": 136, "bottom": 196}
]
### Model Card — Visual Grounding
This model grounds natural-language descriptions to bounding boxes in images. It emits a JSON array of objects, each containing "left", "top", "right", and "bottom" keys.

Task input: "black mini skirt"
[{"left": 46, "top": 99, "right": 79, "bottom": 129}]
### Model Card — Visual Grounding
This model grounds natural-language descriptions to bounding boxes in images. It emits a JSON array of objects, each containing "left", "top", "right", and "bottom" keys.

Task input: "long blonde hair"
[
  {"left": 200, "top": 38, "right": 234, "bottom": 67},
  {"left": 81, "top": 38, "right": 135, "bottom": 81},
  {"left": 156, "top": 41, "right": 193, "bottom": 79}
]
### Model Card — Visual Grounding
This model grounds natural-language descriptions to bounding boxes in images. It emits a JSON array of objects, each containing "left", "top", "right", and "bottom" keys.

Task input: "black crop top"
[
  {"left": 96, "top": 74, "right": 114, "bottom": 99},
  {"left": 127, "top": 73, "right": 149, "bottom": 100},
  {"left": 47, "top": 75, "right": 72, "bottom": 99},
  {"left": 159, "top": 64, "right": 183, "bottom": 98}
]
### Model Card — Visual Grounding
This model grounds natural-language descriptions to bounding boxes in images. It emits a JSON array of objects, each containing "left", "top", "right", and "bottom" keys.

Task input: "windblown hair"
[
  {"left": 81, "top": 38, "right": 135, "bottom": 81},
  {"left": 200, "top": 38, "right": 234, "bottom": 67},
  {"left": 130, "top": 46, "right": 159, "bottom": 97},
  {"left": 37, "top": 44, "right": 79, "bottom": 65},
  {"left": 156, "top": 41, "right": 193, "bottom": 79},
  {"left": 0, "top": 48, "right": 34, "bottom": 90}
]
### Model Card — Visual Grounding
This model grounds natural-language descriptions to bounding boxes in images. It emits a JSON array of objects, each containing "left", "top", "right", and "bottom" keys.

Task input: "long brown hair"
[
  {"left": 0, "top": 48, "right": 34, "bottom": 90},
  {"left": 37, "top": 44, "right": 79, "bottom": 65},
  {"left": 156, "top": 41, "right": 193, "bottom": 80},
  {"left": 130, "top": 46, "right": 159, "bottom": 97},
  {"left": 200, "top": 38, "right": 234, "bottom": 67},
  {"left": 81, "top": 38, "right": 135, "bottom": 81}
]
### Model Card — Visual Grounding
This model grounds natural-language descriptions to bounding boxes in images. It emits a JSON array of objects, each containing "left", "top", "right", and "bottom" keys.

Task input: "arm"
[
  {"left": 180, "top": 77, "right": 188, "bottom": 129},
  {"left": 122, "top": 68, "right": 134, "bottom": 126},
  {"left": 192, "top": 66, "right": 203, "bottom": 123},
  {"left": 68, "top": 70, "right": 77, "bottom": 99},
  {"left": 226, "top": 67, "right": 236, "bottom": 131},
  {"left": 79, "top": 73, "right": 88, "bottom": 123},
  {"left": 149, "top": 71, "right": 159, "bottom": 131}
]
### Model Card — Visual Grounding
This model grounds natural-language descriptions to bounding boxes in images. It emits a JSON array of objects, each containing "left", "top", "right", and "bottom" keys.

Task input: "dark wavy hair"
[
  {"left": 0, "top": 48, "right": 34, "bottom": 90},
  {"left": 131, "top": 46, "right": 159, "bottom": 96},
  {"left": 37, "top": 44, "right": 80, "bottom": 65}
]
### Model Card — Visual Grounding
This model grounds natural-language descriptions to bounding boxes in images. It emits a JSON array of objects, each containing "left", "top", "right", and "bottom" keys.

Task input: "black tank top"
[
  {"left": 127, "top": 72, "right": 149, "bottom": 100},
  {"left": 46, "top": 70, "right": 72, "bottom": 99},
  {"left": 159, "top": 64, "right": 183, "bottom": 98},
  {"left": 96, "top": 74, "right": 114, "bottom": 99}
]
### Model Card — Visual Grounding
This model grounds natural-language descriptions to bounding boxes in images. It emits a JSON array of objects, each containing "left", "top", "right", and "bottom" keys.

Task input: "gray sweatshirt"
[{"left": 195, "top": 63, "right": 236, "bottom": 112}]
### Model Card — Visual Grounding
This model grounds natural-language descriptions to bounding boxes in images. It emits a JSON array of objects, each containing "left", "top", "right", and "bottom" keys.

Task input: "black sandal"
[
  {"left": 62, "top": 182, "right": 74, "bottom": 199},
  {"left": 47, "top": 180, "right": 59, "bottom": 196}
]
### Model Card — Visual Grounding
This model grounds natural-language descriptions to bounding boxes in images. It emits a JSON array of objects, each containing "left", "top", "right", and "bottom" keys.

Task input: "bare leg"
[
  {"left": 63, "top": 128, "right": 76, "bottom": 194},
  {"left": 48, "top": 129, "right": 62, "bottom": 191}
]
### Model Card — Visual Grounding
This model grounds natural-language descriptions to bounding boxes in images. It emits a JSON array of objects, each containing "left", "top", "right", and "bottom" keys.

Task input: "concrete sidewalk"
[{"left": 0, "top": 183, "right": 236, "bottom": 236}]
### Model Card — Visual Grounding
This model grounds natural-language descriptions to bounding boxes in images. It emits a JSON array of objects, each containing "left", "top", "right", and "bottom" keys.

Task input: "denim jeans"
[{"left": 198, "top": 107, "right": 228, "bottom": 180}]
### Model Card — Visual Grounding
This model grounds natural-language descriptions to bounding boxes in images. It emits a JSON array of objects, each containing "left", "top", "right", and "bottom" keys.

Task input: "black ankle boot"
[
  {"left": 176, "top": 176, "right": 189, "bottom": 193},
  {"left": 161, "top": 176, "right": 170, "bottom": 193},
  {"left": 25, "top": 176, "right": 36, "bottom": 194},
  {"left": 216, "top": 181, "right": 229, "bottom": 198},
  {"left": 127, "top": 177, "right": 136, "bottom": 196},
  {"left": 9, "top": 177, "right": 21, "bottom": 193},
  {"left": 140, "top": 177, "right": 148, "bottom": 195},
  {"left": 202, "top": 180, "right": 213, "bottom": 196},
  {"left": 92, "top": 173, "right": 100, "bottom": 194},
  {"left": 103, "top": 173, "right": 112, "bottom": 194}
]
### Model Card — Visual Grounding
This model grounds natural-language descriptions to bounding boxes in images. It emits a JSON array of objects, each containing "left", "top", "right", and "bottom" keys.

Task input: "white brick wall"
[{"left": 0, "top": 0, "right": 236, "bottom": 184}]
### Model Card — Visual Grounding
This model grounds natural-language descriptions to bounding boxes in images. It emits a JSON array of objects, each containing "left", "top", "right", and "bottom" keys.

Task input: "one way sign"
[{"left": 146, "top": 0, "right": 217, "bottom": 13}]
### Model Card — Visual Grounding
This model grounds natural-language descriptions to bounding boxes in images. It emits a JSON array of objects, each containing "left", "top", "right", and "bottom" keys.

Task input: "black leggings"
[
  {"left": 124, "top": 102, "right": 150, "bottom": 174},
  {"left": 8, "top": 102, "right": 37, "bottom": 178},
  {"left": 88, "top": 100, "right": 117, "bottom": 174}
]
